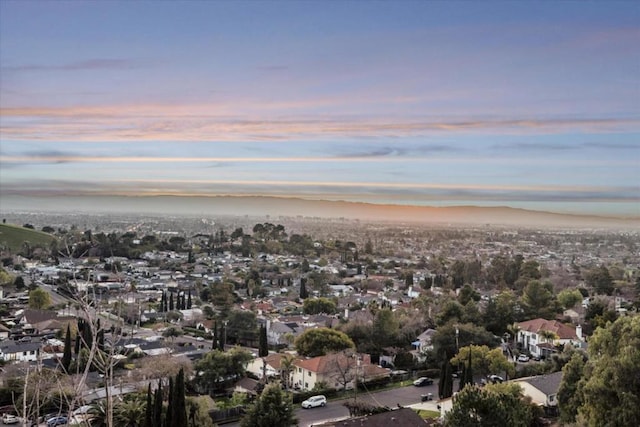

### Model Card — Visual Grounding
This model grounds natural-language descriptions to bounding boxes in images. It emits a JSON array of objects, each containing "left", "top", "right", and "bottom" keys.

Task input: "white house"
[
  {"left": 292, "top": 353, "right": 389, "bottom": 392},
  {"left": 517, "top": 319, "right": 581, "bottom": 358},
  {"left": 0, "top": 341, "right": 41, "bottom": 362},
  {"left": 246, "top": 353, "right": 289, "bottom": 380},
  {"left": 514, "top": 371, "right": 563, "bottom": 414}
]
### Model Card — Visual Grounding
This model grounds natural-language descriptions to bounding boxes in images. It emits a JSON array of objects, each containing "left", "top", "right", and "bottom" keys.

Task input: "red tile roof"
[{"left": 518, "top": 318, "right": 577, "bottom": 340}]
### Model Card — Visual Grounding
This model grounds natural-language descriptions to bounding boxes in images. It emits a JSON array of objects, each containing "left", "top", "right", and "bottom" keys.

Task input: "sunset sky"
[{"left": 1, "top": 1, "right": 638, "bottom": 217}]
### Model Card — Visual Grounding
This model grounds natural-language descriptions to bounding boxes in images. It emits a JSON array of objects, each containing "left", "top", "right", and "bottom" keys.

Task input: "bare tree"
[{"left": 325, "top": 351, "right": 357, "bottom": 391}]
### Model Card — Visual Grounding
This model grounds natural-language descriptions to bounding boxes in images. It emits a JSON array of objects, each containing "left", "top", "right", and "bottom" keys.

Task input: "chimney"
[{"left": 576, "top": 324, "right": 582, "bottom": 340}]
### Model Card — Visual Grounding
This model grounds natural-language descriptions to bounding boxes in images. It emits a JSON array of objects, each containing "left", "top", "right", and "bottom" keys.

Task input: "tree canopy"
[
  {"left": 294, "top": 327, "right": 355, "bottom": 357},
  {"left": 28, "top": 287, "right": 51, "bottom": 309},
  {"left": 450, "top": 345, "right": 515, "bottom": 379},
  {"left": 444, "top": 383, "right": 541, "bottom": 427},
  {"left": 570, "top": 316, "right": 640, "bottom": 426},
  {"left": 240, "top": 383, "right": 296, "bottom": 427},
  {"left": 194, "top": 348, "right": 253, "bottom": 394}
]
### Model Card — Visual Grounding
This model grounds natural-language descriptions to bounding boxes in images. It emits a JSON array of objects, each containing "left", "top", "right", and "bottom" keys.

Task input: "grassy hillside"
[{"left": 0, "top": 223, "right": 56, "bottom": 253}]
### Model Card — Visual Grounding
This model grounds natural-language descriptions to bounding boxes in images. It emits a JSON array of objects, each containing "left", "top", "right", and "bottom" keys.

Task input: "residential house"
[
  {"left": 412, "top": 328, "right": 437, "bottom": 353},
  {"left": 517, "top": 318, "right": 581, "bottom": 358},
  {"left": 0, "top": 341, "right": 41, "bottom": 362},
  {"left": 233, "top": 377, "right": 260, "bottom": 397},
  {"left": 514, "top": 371, "right": 563, "bottom": 415},
  {"left": 0, "top": 324, "right": 10, "bottom": 340},
  {"left": 246, "top": 352, "right": 289, "bottom": 380},
  {"left": 292, "top": 353, "right": 389, "bottom": 392}
]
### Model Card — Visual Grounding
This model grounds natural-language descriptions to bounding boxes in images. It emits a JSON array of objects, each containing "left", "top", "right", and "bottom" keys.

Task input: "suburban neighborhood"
[{"left": 0, "top": 213, "right": 638, "bottom": 426}]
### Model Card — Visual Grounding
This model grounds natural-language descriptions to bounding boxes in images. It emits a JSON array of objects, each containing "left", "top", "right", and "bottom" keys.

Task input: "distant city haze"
[{"left": 0, "top": 1, "right": 638, "bottom": 217}]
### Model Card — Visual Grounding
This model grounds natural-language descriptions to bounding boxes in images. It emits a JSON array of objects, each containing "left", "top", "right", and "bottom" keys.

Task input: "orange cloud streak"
[{"left": 2, "top": 104, "right": 638, "bottom": 141}]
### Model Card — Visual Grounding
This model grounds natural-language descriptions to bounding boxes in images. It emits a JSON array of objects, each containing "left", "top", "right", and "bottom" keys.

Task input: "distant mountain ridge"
[{"left": 2, "top": 194, "right": 638, "bottom": 229}]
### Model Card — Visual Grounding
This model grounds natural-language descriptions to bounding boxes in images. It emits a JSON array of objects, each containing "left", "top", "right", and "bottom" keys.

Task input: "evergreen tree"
[
  {"left": 153, "top": 382, "right": 163, "bottom": 427},
  {"left": 241, "top": 383, "right": 296, "bottom": 427},
  {"left": 558, "top": 353, "right": 585, "bottom": 425},
  {"left": 299, "top": 277, "right": 308, "bottom": 299},
  {"left": 165, "top": 377, "right": 174, "bottom": 427},
  {"left": 169, "top": 293, "right": 174, "bottom": 311},
  {"left": 458, "top": 364, "right": 467, "bottom": 392},
  {"left": 96, "top": 319, "right": 104, "bottom": 352},
  {"left": 161, "top": 292, "right": 167, "bottom": 312},
  {"left": 144, "top": 383, "right": 153, "bottom": 427},
  {"left": 212, "top": 321, "right": 218, "bottom": 350},
  {"left": 465, "top": 350, "right": 474, "bottom": 386},
  {"left": 219, "top": 323, "right": 226, "bottom": 351},
  {"left": 187, "top": 289, "right": 192, "bottom": 309},
  {"left": 62, "top": 324, "right": 72, "bottom": 373},
  {"left": 439, "top": 360, "right": 454, "bottom": 398},
  {"left": 259, "top": 325, "right": 268, "bottom": 357},
  {"left": 74, "top": 333, "right": 80, "bottom": 355},
  {"left": 173, "top": 369, "right": 188, "bottom": 427},
  {"left": 83, "top": 320, "right": 93, "bottom": 350}
]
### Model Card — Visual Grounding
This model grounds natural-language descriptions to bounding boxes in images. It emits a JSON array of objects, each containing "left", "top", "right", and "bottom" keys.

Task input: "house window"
[
  {"left": 305, "top": 382, "right": 308, "bottom": 388},
  {"left": 308, "top": 372, "right": 312, "bottom": 376},
  {"left": 298, "top": 368, "right": 301, "bottom": 372},
  {"left": 23, "top": 351, "right": 27, "bottom": 356},
  {"left": 549, "top": 394, "right": 556, "bottom": 403},
  {"left": 531, "top": 334, "right": 537, "bottom": 340}
]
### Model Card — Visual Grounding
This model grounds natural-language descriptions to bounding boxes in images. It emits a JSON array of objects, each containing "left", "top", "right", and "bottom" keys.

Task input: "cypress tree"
[
  {"left": 438, "top": 361, "right": 446, "bottom": 398},
  {"left": 76, "top": 319, "right": 84, "bottom": 352},
  {"left": 259, "top": 325, "right": 268, "bottom": 357},
  {"left": 300, "top": 277, "right": 308, "bottom": 299},
  {"left": 74, "top": 334, "right": 81, "bottom": 355},
  {"left": 442, "top": 360, "right": 454, "bottom": 398},
  {"left": 144, "top": 383, "right": 153, "bottom": 427},
  {"left": 62, "top": 324, "right": 72, "bottom": 373},
  {"left": 219, "top": 323, "right": 226, "bottom": 351},
  {"left": 173, "top": 369, "right": 187, "bottom": 427},
  {"left": 187, "top": 289, "right": 192, "bottom": 309},
  {"left": 458, "top": 364, "right": 467, "bottom": 392},
  {"left": 169, "top": 293, "right": 174, "bottom": 311},
  {"left": 212, "top": 321, "right": 218, "bottom": 350},
  {"left": 83, "top": 320, "right": 93, "bottom": 350},
  {"left": 153, "top": 382, "right": 163, "bottom": 427},
  {"left": 465, "top": 349, "right": 474, "bottom": 387},
  {"left": 165, "top": 377, "right": 174, "bottom": 427}
]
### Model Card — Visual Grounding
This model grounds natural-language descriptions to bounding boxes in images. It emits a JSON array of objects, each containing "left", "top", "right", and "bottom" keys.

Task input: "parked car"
[
  {"left": 413, "top": 377, "right": 434, "bottom": 387},
  {"left": 46, "top": 416, "right": 68, "bottom": 426},
  {"left": 488, "top": 375, "right": 504, "bottom": 384},
  {"left": 2, "top": 413, "right": 20, "bottom": 424},
  {"left": 301, "top": 395, "right": 327, "bottom": 409},
  {"left": 72, "top": 405, "right": 92, "bottom": 416},
  {"left": 517, "top": 354, "right": 530, "bottom": 362}
]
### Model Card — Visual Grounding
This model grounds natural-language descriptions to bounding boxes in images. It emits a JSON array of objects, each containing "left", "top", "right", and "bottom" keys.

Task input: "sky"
[{"left": 1, "top": 0, "right": 639, "bottom": 217}]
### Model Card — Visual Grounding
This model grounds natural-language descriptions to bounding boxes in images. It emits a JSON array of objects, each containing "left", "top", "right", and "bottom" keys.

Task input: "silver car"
[{"left": 301, "top": 395, "right": 327, "bottom": 409}]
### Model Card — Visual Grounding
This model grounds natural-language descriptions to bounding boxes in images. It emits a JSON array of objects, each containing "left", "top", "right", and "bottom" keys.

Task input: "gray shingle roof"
[{"left": 521, "top": 371, "right": 563, "bottom": 396}]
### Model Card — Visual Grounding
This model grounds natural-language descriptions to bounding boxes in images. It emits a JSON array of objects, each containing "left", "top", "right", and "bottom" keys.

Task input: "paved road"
[
  {"left": 224, "top": 382, "right": 448, "bottom": 427},
  {"left": 297, "top": 383, "right": 440, "bottom": 427}
]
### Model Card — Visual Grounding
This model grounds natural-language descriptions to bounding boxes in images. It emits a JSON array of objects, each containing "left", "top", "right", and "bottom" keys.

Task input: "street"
[{"left": 224, "top": 381, "right": 447, "bottom": 427}]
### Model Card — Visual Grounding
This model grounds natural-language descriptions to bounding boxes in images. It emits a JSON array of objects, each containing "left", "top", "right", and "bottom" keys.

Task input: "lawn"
[
  {"left": 0, "top": 223, "right": 56, "bottom": 253},
  {"left": 414, "top": 409, "right": 441, "bottom": 419}
]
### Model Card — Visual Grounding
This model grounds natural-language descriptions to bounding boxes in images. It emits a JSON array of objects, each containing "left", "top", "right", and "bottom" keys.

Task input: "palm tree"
[
  {"left": 280, "top": 354, "right": 296, "bottom": 390},
  {"left": 87, "top": 402, "right": 107, "bottom": 427},
  {"left": 539, "top": 329, "right": 559, "bottom": 343},
  {"left": 506, "top": 323, "right": 520, "bottom": 348},
  {"left": 113, "top": 397, "right": 146, "bottom": 427}
]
